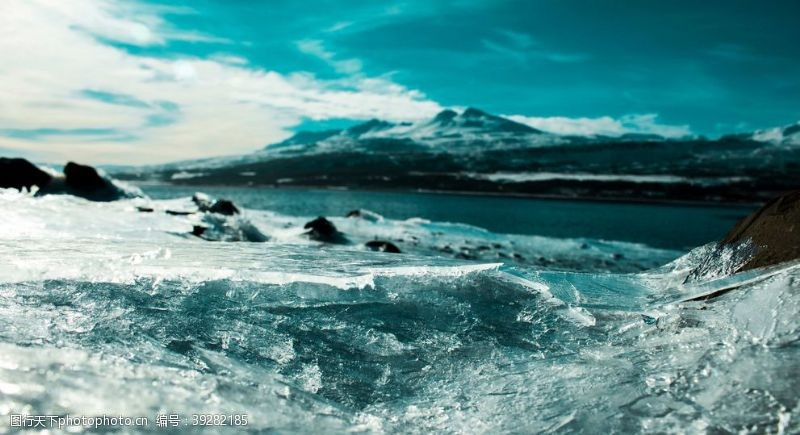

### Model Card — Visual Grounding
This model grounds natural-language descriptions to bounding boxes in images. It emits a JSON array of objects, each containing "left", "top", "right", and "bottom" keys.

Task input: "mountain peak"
[
  {"left": 433, "top": 109, "right": 458, "bottom": 123},
  {"left": 346, "top": 119, "right": 394, "bottom": 136},
  {"left": 427, "top": 107, "right": 542, "bottom": 135},
  {"left": 783, "top": 122, "right": 800, "bottom": 137},
  {"left": 456, "top": 108, "right": 542, "bottom": 134},
  {"left": 266, "top": 107, "right": 546, "bottom": 150},
  {"left": 462, "top": 107, "right": 490, "bottom": 118},
  {"left": 269, "top": 129, "right": 341, "bottom": 149}
]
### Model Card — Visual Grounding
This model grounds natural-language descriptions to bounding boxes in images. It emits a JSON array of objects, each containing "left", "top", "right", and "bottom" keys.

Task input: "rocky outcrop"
[
  {"left": 182, "top": 193, "right": 259, "bottom": 241},
  {"left": 0, "top": 157, "right": 53, "bottom": 190},
  {"left": 718, "top": 190, "right": 800, "bottom": 272},
  {"left": 687, "top": 191, "right": 800, "bottom": 287},
  {"left": 63, "top": 162, "right": 109, "bottom": 192},
  {"left": 303, "top": 217, "right": 348, "bottom": 244},
  {"left": 48, "top": 162, "right": 133, "bottom": 201},
  {"left": 46, "top": 161, "right": 133, "bottom": 201},
  {"left": 1, "top": 157, "right": 134, "bottom": 201}
]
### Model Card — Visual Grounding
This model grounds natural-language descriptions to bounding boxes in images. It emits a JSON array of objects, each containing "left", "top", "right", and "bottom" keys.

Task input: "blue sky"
[{"left": 1, "top": 0, "right": 798, "bottom": 164}]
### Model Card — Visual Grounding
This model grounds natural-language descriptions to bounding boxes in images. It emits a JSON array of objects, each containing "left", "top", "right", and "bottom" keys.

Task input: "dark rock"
[
  {"left": 208, "top": 199, "right": 239, "bottom": 216},
  {"left": 685, "top": 191, "right": 800, "bottom": 287},
  {"left": 166, "top": 210, "right": 195, "bottom": 216},
  {"left": 136, "top": 206, "right": 154, "bottom": 213},
  {"left": 0, "top": 157, "right": 52, "bottom": 190},
  {"left": 63, "top": 162, "right": 108, "bottom": 191},
  {"left": 166, "top": 339, "right": 194, "bottom": 354},
  {"left": 192, "top": 193, "right": 240, "bottom": 215},
  {"left": 365, "top": 240, "right": 401, "bottom": 253},
  {"left": 303, "top": 217, "right": 347, "bottom": 243},
  {"left": 193, "top": 215, "right": 268, "bottom": 242},
  {"left": 1, "top": 158, "right": 132, "bottom": 201},
  {"left": 42, "top": 161, "right": 130, "bottom": 201},
  {"left": 304, "top": 217, "right": 336, "bottom": 238},
  {"left": 716, "top": 190, "right": 800, "bottom": 272}
]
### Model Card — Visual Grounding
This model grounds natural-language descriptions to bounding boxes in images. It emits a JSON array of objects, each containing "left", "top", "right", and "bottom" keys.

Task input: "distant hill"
[{"left": 112, "top": 109, "right": 800, "bottom": 203}]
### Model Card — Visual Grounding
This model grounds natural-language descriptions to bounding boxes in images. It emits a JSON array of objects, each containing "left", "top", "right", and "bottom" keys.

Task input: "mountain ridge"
[
  {"left": 267, "top": 107, "right": 549, "bottom": 152},
  {"left": 110, "top": 108, "right": 800, "bottom": 204}
]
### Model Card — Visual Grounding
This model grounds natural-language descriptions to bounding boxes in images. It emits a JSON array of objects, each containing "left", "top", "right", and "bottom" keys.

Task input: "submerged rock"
[
  {"left": 345, "top": 208, "right": 383, "bottom": 222},
  {"left": 194, "top": 214, "right": 268, "bottom": 242},
  {"left": 304, "top": 217, "right": 348, "bottom": 243},
  {"left": 0, "top": 157, "right": 52, "bottom": 190},
  {"left": 365, "top": 240, "right": 401, "bottom": 253}
]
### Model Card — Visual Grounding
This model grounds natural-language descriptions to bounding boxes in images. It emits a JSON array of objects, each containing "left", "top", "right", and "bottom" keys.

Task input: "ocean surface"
[
  {"left": 141, "top": 185, "right": 756, "bottom": 250},
  {"left": 0, "top": 185, "right": 797, "bottom": 434}
]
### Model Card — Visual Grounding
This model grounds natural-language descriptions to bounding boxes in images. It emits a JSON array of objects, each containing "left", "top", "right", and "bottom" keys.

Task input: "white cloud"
[
  {"left": 0, "top": 0, "right": 441, "bottom": 164},
  {"left": 482, "top": 29, "right": 589, "bottom": 63},
  {"left": 296, "top": 39, "right": 364, "bottom": 75},
  {"left": 506, "top": 113, "right": 692, "bottom": 138},
  {"left": 325, "top": 21, "right": 353, "bottom": 33}
]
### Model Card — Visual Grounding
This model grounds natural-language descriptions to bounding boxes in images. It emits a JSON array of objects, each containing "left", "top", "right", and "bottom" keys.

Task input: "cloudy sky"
[{"left": 1, "top": 0, "right": 799, "bottom": 164}]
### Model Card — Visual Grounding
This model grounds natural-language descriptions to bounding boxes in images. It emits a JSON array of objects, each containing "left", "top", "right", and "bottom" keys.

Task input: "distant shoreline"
[{"left": 133, "top": 181, "right": 762, "bottom": 209}]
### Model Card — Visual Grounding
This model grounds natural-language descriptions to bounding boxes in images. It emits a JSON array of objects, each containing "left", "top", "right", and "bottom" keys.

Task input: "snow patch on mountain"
[{"left": 751, "top": 121, "right": 800, "bottom": 146}]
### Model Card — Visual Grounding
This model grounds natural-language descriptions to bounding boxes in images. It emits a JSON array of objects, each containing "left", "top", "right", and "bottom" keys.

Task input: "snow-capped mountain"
[
  {"left": 126, "top": 108, "right": 675, "bottom": 173},
  {"left": 265, "top": 108, "right": 563, "bottom": 156},
  {"left": 365, "top": 107, "right": 545, "bottom": 140},
  {"left": 112, "top": 109, "right": 800, "bottom": 203}
]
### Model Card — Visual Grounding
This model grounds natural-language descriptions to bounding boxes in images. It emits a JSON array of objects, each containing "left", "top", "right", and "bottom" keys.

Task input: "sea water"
[
  {"left": 0, "top": 186, "right": 796, "bottom": 434},
  {"left": 140, "top": 185, "right": 755, "bottom": 250}
]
